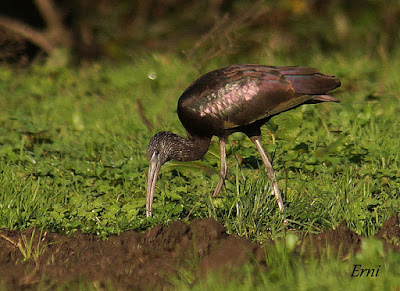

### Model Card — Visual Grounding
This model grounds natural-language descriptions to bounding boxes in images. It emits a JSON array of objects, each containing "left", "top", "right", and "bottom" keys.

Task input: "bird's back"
[{"left": 178, "top": 64, "right": 340, "bottom": 137}]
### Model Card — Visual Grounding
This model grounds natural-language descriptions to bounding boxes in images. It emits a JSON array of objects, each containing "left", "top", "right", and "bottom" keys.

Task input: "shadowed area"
[{"left": 1, "top": 215, "right": 399, "bottom": 289}]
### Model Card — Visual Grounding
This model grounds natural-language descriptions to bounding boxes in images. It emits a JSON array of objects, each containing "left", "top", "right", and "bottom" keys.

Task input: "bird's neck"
[{"left": 169, "top": 134, "right": 211, "bottom": 162}]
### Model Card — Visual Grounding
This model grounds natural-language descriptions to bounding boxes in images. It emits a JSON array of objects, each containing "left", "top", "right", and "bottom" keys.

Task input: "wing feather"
[{"left": 178, "top": 65, "right": 340, "bottom": 136}]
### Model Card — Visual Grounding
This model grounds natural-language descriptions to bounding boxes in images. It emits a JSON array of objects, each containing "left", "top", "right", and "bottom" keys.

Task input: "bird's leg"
[
  {"left": 250, "top": 136, "right": 285, "bottom": 212},
  {"left": 213, "top": 138, "right": 227, "bottom": 197}
]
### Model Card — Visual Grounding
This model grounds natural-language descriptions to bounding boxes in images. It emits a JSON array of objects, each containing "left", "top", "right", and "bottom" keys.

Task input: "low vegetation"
[{"left": 0, "top": 48, "right": 399, "bottom": 288}]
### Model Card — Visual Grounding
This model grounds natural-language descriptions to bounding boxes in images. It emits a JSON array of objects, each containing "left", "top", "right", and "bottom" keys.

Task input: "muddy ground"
[{"left": 1, "top": 214, "right": 399, "bottom": 290}]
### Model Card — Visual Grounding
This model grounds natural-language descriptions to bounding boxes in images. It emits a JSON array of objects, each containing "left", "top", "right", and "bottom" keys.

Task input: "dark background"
[{"left": 0, "top": 0, "right": 399, "bottom": 64}]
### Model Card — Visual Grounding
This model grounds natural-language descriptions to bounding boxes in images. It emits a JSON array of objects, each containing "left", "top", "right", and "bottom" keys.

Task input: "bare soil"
[{"left": 1, "top": 215, "right": 399, "bottom": 290}]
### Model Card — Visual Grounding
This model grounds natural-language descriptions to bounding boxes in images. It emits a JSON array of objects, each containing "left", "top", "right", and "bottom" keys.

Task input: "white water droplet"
[{"left": 148, "top": 72, "right": 157, "bottom": 80}]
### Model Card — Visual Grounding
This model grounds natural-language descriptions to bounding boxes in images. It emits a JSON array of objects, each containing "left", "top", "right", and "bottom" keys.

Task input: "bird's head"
[
  {"left": 147, "top": 132, "right": 173, "bottom": 165},
  {"left": 146, "top": 131, "right": 209, "bottom": 217},
  {"left": 146, "top": 132, "right": 175, "bottom": 217}
]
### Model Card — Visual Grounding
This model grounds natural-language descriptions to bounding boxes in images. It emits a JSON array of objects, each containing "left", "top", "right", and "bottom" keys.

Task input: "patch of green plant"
[
  {"left": 0, "top": 229, "right": 49, "bottom": 262},
  {"left": 0, "top": 50, "right": 399, "bottom": 239},
  {"left": 174, "top": 236, "right": 400, "bottom": 290}
]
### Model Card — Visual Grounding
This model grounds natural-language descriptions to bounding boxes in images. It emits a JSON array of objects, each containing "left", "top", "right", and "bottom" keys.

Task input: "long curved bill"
[{"left": 146, "top": 152, "right": 161, "bottom": 217}]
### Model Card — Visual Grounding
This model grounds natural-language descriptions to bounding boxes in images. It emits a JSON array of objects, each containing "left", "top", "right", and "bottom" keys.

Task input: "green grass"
[
  {"left": 0, "top": 229, "right": 49, "bottom": 262},
  {"left": 0, "top": 51, "right": 399, "bottom": 237},
  {"left": 0, "top": 50, "right": 399, "bottom": 288},
  {"left": 176, "top": 237, "right": 400, "bottom": 290}
]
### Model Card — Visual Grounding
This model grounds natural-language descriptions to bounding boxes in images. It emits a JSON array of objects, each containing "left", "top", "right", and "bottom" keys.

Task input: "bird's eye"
[{"left": 150, "top": 151, "right": 159, "bottom": 161}]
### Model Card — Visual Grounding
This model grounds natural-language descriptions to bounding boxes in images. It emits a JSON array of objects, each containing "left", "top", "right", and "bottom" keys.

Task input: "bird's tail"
[
  {"left": 285, "top": 73, "right": 341, "bottom": 95},
  {"left": 310, "top": 94, "right": 340, "bottom": 103}
]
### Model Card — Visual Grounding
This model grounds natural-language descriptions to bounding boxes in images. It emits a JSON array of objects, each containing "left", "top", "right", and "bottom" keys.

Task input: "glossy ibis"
[{"left": 146, "top": 64, "right": 340, "bottom": 217}]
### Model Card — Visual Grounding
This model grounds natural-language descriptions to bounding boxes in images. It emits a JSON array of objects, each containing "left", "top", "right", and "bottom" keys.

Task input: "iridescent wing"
[{"left": 178, "top": 65, "right": 340, "bottom": 134}]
